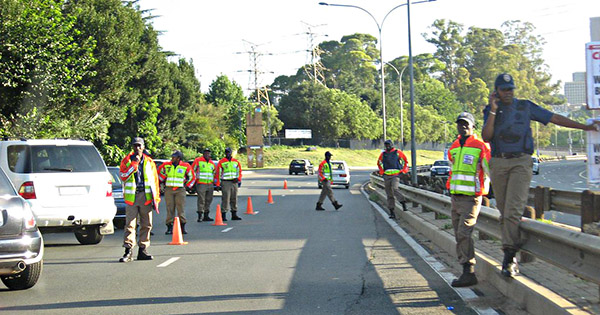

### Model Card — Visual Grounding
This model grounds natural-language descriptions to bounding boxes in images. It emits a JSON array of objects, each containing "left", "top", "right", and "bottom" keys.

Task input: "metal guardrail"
[{"left": 370, "top": 173, "right": 600, "bottom": 287}]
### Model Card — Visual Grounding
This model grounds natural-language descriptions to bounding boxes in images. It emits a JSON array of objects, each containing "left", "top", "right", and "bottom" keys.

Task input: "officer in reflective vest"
[
  {"left": 157, "top": 150, "right": 195, "bottom": 235},
  {"left": 216, "top": 148, "right": 243, "bottom": 221},
  {"left": 377, "top": 140, "right": 409, "bottom": 218},
  {"left": 316, "top": 151, "right": 343, "bottom": 211},
  {"left": 447, "top": 112, "right": 490, "bottom": 287},
  {"left": 192, "top": 148, "right": 216, "bottom": 222},
  {"left": 118, "top": 137, "right": 161, "bottom": 262}
]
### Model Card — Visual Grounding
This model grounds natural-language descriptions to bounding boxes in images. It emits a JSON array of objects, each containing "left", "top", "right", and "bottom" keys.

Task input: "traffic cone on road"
[
  {"left": 283, "top": 180, "right": 288, "bottom": 189},
  {"left": 168, "top": 217, "right": 188, "bottom": 245},
  {"left": 212, "top": 204, "right": 227, "bottom": 226},
  {"left": 246, "top": 197, "right": 256, "bottom": 215},
  {"left": 267, "top": 189, "right": 274, "bottom": 204}
]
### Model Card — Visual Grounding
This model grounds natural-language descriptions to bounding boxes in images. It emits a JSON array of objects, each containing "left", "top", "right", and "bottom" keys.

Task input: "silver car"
[
  {"left": 0, "top": 167, "right": 44, "bottom": 290},
  {"left": 318, "top": 160, "right": 350, "bottom": 189}
]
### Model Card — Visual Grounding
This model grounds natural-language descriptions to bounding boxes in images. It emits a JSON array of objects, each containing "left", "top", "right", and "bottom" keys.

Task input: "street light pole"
[
  {"left": 384, "top": 62, "right": 404, "bottom": 150},
  {"left": 407, "top": 0, "right": 419, "bottom": 186}
]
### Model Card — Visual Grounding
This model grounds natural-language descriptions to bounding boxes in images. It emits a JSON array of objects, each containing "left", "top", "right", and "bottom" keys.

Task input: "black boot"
[
  {"left": 315, "top": 202, "right": 325, "bottom": 211},
  {"left": 401, "top": 201, "right": 408, "bottom": 211},
  {"left": 119, "top": 247, "right": 133, "bottom": 263},
  {"left": 388, "top": 208, "right": 396, "bottom": 219},
  {"left": 501, "top": 249, "right": 519, "bottom": 278},
  {"left": 137, "top": 247, "right": 153, "bottom": 260},
  {"left": 231, "top": 211, "right": 242, "bottom": 220},
  {"left": 165, "top": 223, "right": 173, "bottom": 235},
  {"left": 197, "top": 212, "right": 202, "bottom": 222},
  {"left": 333, "top": 201, "right": 343, "bottom": 210},
  {"left": 181, "top": 222, "right": 188, "bottom": 234},
  {"left": 202, "top": 212, "right": 214, "bottom": 222},
  {"left": 451, "top": 263, "right": 478, "bottom": 287},
  {"left": 222, "top": 212, "right": 228, "bottom": 222}
]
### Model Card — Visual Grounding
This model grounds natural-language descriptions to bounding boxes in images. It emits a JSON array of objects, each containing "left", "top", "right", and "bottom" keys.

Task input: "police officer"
[
  {"left": 377, "top": 140, "right": 409, "bottom": 218},
  {"left": 192, "top": 148, "right": 216, "bottom": 222},
  {"left": 316, "top": 151, "right": 343, "bottom": 211},
  {"left": 158, "top": 150, "right": 195, "bottom": 235},
  {"left": 118, "top": 137, "right": 161, "bottom": 262},
  {"left": 482, "top": 73, "right": 599, "bottom": 277},
  {"left": 216, "top": 148, "right": 243, "bottom": 221}
]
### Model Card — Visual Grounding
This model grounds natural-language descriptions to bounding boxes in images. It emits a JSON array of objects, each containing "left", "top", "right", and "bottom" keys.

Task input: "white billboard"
[
  {"left": 586, "top": 42, "right": 600, "bottom": 109},
  {"left": 285, "top": 129, "right": 312, "bottom": 139},
  {"left": 586, "top": 119, "right": 600, "bottom": 184}
]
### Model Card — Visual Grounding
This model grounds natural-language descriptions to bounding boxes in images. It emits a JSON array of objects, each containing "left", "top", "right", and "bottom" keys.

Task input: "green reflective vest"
[
  {"left": 123, "top": 157, "right": 154, "bottom": 205},
  {"left": 448, "top": 137, "right": 489, "bottom": 196},
  {"left": 163, "top": 164, "right": 189, "bottom": 187},
  {"left": 195, "top": 160, "right": 215, "bottom": 184},
  {"left": 220, "top": 160, "right": 240, "bottom": 181}
]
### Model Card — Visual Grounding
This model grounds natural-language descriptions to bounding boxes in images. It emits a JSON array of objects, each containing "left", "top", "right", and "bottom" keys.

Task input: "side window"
[{"left": 7, "top": 145, "right": 31, "bottom": 173}]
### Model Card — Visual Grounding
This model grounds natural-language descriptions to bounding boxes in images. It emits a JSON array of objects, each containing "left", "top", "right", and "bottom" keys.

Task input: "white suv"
[{"left": 0, "top": 139, "right": 116, "bottom": 244}]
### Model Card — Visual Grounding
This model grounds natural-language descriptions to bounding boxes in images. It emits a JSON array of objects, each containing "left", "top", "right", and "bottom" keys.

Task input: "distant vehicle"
[
  {"left": 0, "top": 167, "right": 44, "bottom": 290},
  {"left": 289, "top": 159, "right": 315, "bottom": 175},
  {"left": 0, "top": 139, "right": 115, "bottom": 245},
  {"left": 107, "top": 167, "right": 126, "bottom": 229},
  {"left": 153, "top": 159, "right": 169, "bottom": 195},
  {"left": 430, "top": 160, "right": 451, "bottom": 178},
  {"left": 318, "top": 160, "right": 350, "bottom": 189},
  {"left": 532, "top": 156, "right": 540, "bottom": 175}
]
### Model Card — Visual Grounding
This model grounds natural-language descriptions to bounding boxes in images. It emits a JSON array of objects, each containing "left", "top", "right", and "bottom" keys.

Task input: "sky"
[{"left": 137, "top": 0, "right": 600, "bottom": 95}]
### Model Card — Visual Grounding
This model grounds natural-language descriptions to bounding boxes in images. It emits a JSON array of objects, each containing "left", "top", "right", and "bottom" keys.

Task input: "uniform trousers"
[
  {"left": 196, "top": 183, "right": 214, "bottom": 214},
  {"left": 383, "top": 174, "right": 405, "bottom": 210},
  {"left": 124, "top": 191, "right": 153, "bottom": 249},
  {"left": 451, "top": 194, "right": 482, "bottom": 265},
  {"left": 318, "top": 180, "right": 337, "bottom": 204},
  {"left": 165, "top": 187, "right": 186, "bottom": 224},
  {"left": 489, "top": 154, "right": 532, "bottom": 250},
  {"left": 221, "top": 180, "right": 238, "bottom": 212}
]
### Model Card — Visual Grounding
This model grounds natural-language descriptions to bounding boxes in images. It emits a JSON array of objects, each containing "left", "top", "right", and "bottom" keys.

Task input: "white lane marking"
[
  {"left": 360, "top": 184, "right": 498, "bottom": 315},
  {"left": 157, "top": 257, "right": 180, "bottom": 268},
  {"left": 221, "top": 227, "right": 234, "bottom": 233}
]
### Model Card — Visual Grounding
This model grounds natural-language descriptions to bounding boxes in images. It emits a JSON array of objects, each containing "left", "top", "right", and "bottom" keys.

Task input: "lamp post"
[
  {"left": 384, "top": 62, "right": 404, "bottom": 150},
  {"left": 319, "top": 0, "right": 434, "bottom": 143}
]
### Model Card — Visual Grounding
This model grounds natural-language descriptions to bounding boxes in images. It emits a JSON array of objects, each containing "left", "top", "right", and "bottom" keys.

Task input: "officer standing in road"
[
  {"left": 216, "top": 148, "right": 243, "bottom": 221},
  {"left": 118, "top": 137, "right": 161, "bottom": 262},
  {"left": 377, "top": 140, "right": 409, "bottom": 218},
  {"left": 316, "top": 151, "right": 343, "bottom": 211},
  {"left": 158, "top": 150, "right": 195, "bottom": 235},
  {"left": 482, "top": 73, "right": 600, "bottom": 277},
  {"left": 447, "top": 112, "right": 491, "bottom": 287},
  {"left": 192, "top": 148, "right": 216, "bottom": 222}
]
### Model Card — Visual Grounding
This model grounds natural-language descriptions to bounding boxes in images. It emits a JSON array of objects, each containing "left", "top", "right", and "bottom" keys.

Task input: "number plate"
[{"left": 59, "top": 186, "right": 87, "bottom": 196}]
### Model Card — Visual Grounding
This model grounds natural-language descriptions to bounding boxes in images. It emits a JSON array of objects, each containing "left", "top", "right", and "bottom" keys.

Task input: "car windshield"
[
  {"left": 433, "top": 160, "right": 450, "bottom": 167},
  {"left": 0, "top": 169, "right": 17, "bottom": 196},
  {"left": 292, "top": 160, "right": 305, "bottom": 165},
  {"left": 8, "top": 144, "right": 106, "bottom": 173},
  {"left": 107, "top": 167, "right": 123, "bottom": 189}
]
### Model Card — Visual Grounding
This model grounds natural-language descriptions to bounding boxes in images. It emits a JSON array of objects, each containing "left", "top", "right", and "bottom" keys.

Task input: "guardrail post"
[
  {"left": 520, "top": 206, "right": 536, "bottom": 263},
  {"left": 581, "top": 190, "right": 600, "bottom": 234},
  {"left": 533, "top": 186, "right": 550, "bottom": 219},
  {"left": 479, "top": 196, "right": 492, "bottom": 240}
]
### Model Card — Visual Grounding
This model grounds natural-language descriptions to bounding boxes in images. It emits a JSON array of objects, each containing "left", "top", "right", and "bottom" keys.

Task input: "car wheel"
[
  {"left": 289, "top": 171, "right": 292, "bottom": 175},
  {"left": 305, "top": 171, "right": 309, "bottom": 175},
  {"left": 113, "top": 219, "right": 125, "bottom": 230},
  {"left": 74, "top": 225, "right": 103, "bottom": 245},
  {"left": 318, "top": 183, "right": 322, "bottom": 189},
  {"left": 0, "top": 260, "right": 43, "bottom": 290},
  {"left": 345, "top": 184, "right": 350, "bottom": 189}
]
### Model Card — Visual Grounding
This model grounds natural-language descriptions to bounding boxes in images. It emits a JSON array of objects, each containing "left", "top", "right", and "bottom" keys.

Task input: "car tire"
[
  {"left": 289, "top": 171, "right": 292, "bottom": 175},
  {"left": 318, "top": 183, "right": 322, "bottom": 189},
  {"left": 113, "top": 219, "right": 125, "bottom": 230},
  {"left": 305, "top": 171, "right": 309, "bottom": 175},
  {"left": 0, "top": 260, "right": 43, "bottom": 290},
  {"left": 74, "top": 225, "right": 103, "bottom": 245},
  {"left": 345, "top": 184, "right": 350, "bottom": 189}
]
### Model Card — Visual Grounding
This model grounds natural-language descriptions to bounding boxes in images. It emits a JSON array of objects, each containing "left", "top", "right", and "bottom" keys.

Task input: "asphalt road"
[{"left": 0, "top": 169, "right": 477, "bottom": 314}]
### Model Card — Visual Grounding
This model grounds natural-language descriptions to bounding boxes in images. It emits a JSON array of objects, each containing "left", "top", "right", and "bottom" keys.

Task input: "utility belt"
[
  {"left": 492, "top": 152, "right": 526, "bottom": 159},
  {"left": 136, "top": 187, "right": 145, "bottom": 193}
]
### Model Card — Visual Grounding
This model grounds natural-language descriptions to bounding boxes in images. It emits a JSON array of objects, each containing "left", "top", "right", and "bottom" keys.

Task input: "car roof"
[{"left": 0, "top": 139, "right": 94, "bottom": 145}]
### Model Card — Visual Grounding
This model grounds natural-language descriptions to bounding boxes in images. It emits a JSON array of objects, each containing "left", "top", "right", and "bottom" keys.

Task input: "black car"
[
  {"left": 289, "top": 159, "right": 315, "bottom": 175},
  {"left": 107, "top": 166, "right": 126, "bottom": 229}
]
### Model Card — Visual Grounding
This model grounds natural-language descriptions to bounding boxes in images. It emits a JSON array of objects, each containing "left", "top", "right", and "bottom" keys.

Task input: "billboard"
[
  {"left": 586, "top": 42, "right": 600, "bottom": 109},
  {"left": 586, "top": 119, "right": 600, "bottom": 184},
  {"left": 285, "top": 129, "right": 312, "bottom": 139}
]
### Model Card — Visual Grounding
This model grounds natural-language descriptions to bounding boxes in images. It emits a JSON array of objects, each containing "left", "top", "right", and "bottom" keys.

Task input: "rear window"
[
  {"left": 0, "top": 169, "right": 17, "bottom": 196},
  {"left": 108, "top": 167, "right": 122, "bottom": 189},
  {"left": 7, "top": 144, "right": 106, "bottom": 173},
  {"left": 332, "top": 162, "right": 345, "bottom": 170},
  {"left": 434, "top": 160, "right": 450, "bottom": 167},
  {"left": 291, "top": 160, "right": 305, "bottom": 165}
]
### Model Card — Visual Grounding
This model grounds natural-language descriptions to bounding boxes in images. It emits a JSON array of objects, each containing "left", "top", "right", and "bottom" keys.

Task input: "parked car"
[
  {"left": 107, "top": 166, "right": 126, "bottom": 229},
  {"left": 0, "top": 139, "right": 116, "bottom": 245},
  {"left": 289, "top": 159, "right": 315, "bottom": 175},
  {"left": 317, "top": 160, "right": 350, "bottom": 189},
  {"left": 532, "top": 156, "right": 540, "bottom": 175},
  {"left": 0, "top": 167, "right": 44, "bottom": 290},
  {"left": 430, "top": 160, "right": 451, "bottom": 178}
]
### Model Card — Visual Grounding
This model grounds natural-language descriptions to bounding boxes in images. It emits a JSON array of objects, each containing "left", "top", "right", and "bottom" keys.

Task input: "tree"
[{"left": 206, "top": 75, "right": 249, "bottom": 146}]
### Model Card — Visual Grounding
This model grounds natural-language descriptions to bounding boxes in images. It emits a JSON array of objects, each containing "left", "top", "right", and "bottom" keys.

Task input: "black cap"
[
  {"left": 384, "top": 139, "right": 393, "bottom": 146},
  {"left": 171, "top": 150, "right": 184, "bottom": 159},
  {"left": 132, "top": 137, "right": 144, "bottom": 146},
  {"left": 494, "top": 73, "right": 515, "bottom": 89},
  {"left": 225, "top": 147, "right": 232, "bottom": 153},
  {"left": 325, "top": 151, "right": 332, "bottom": 157},
  {"left": 203, "top": 148, "right": 211, "bottom": 152},
  {"left": 456, "top": 112, "right": 475, "bottom": 126}
]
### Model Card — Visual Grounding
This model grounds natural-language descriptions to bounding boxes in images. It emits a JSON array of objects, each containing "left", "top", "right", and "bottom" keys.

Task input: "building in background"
[{"left": 564, "top": 72, "right": 587, "bottom": 106}]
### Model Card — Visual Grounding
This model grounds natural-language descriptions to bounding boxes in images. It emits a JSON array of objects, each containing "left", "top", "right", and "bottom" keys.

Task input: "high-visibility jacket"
[
  {"left": 377, "top": 148, "right": 408, "bottom": 176},
  {"left": 446, "top": 134, "right": 491, "bottom": 196},
  {"left": 318, "top": 160, "right": 332, "bottom": 182},
  {"left": 158, "top": 161, "right": 195, "bottom": 189},
  {"left": 192, "top": 157, "right": 216, "bottom": 185},
  {"left": 119, "top": 152, "right": 161, "bottom": 212},
  {"left": 216, "top": 157, "right": 242, "bottom": 186}
]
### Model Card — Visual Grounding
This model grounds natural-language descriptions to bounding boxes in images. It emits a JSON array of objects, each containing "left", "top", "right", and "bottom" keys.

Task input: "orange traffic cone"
[
  {"left": 246, "top": 196, "right": 256, "bottom": 215},
  {"left": 212, "top": 204, "right": 227, "bottom": 226},
  {"left": 283, "top": 180, "right": 288, "bottom": 189},
  {"left": 267, "top": 189, "right": 274, "bottom": 204},
  {"left": 168, "top": 217, "right": 188, "bottom": 245}
]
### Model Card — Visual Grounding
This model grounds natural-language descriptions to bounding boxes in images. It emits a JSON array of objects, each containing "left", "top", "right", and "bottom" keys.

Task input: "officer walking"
[
  {"left": 158, "top": 150, "right": 195, "bottom": 235},
  {"left": 118, "top": 137, "right": 161, "bottom": 262},
  {"left": 192, "top": 148, "right": 216, "bottom": 222},
  {"left": 377, "top": 140, "right": 409, "bottom": 218},
  {"left": 316, "top": 151, "right": 343, "bottom": 211},
  {"left": 447, "top": 112, "right": 491, "bottom": 287},
  {"left": 216, "top": 148, "right": 243, "bottom": 221}
]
